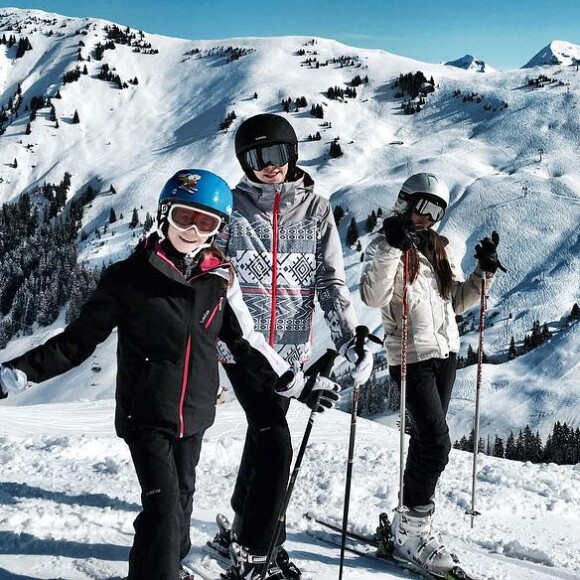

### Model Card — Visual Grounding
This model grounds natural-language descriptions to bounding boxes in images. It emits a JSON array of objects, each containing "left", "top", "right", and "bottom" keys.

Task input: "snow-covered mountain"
[
  {"left": 1, "top": 8, "right": 580, "bottom": 438},
  {"left": 523, "top": 40, "right": 580, "bottom": 68},
  {"left": 1, "top": 8, "right": 580, "bottom": 579},
  {"left": 444, "top": 54, "right": 494, "bottom": 73}
]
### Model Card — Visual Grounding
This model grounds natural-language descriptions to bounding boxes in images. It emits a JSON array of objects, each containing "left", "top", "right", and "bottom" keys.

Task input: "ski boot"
[
  {"left": 390, "top": 504, "right": 459, "bottom": 577},
  {"left": 220, "top": 542, "right": 286, "bottom": 580},
  {"left": 375, "top": 512, "right": 395, "bottom": 558},
  {"left": 207, "top": 513, "right": 235, "bottom": 559},
  {"left": 276, "top": 545, "right": 302, "bottom": 578}
]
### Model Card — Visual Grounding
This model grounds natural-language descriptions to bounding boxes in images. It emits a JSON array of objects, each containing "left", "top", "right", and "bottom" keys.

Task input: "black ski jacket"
[{"left": 7, "top": 235, "right": 290, "bottom": 439}]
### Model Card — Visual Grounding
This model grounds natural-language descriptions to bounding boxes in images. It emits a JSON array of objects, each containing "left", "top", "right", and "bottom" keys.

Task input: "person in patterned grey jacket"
[{"left": 212, "top": 113, "right": 372, "bottom": 580}]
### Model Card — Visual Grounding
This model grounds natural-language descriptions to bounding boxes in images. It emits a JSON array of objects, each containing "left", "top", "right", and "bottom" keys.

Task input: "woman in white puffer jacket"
[{"left": 360, "top": 172, "right": 503, "bottom": 577}]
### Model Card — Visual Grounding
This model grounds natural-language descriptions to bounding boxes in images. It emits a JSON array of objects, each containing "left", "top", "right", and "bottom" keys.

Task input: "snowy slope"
[
  {"left": 1, "top": 399, "right": 579, "bottom": 580},
  {"left": 1, "top": 8, "right": 580, "bottom": 578},
  {"left": 2, "top": 9, "right": 578, "bottom": 441}
]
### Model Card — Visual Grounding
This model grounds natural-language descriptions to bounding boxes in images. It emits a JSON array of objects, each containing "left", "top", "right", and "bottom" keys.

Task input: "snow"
[
  {"left": 1, "top": 7, "right": 580, "bottom": 578},
  {"left": 0, "top": 399, "right": 579, "bottom": 579}
]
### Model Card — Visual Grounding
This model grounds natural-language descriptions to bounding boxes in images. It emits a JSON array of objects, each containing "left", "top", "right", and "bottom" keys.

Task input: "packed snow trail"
[{"left": 0, "top": 399, "right": 579, "bottom": 579}]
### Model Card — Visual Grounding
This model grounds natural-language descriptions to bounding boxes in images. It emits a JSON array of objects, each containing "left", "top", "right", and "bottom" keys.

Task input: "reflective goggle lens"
[
  {"left": 168, "top": 205, "right": 221, "bottom": 235},
  {"left": 413, "top": 197, "right": 445, "bottom": 222},
  {"left": 243, "top": 143, "right": 293, "bottom": 171}
]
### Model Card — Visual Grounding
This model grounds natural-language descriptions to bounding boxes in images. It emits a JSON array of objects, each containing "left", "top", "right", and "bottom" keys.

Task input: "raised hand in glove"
[
  {"left": 474, "top": 231, "right": 507, "bottom": 274},
  {"left": 0, "top": 364, "right": 28, "bottom": 399},
  {"left": 382, "top": 216, "right": 415, "bottom": 251},
  {"left": 276, "top": 370, "right": 341, "bottom": 412}
]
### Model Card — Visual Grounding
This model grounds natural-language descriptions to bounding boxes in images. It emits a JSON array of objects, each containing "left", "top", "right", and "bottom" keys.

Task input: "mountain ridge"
[{"left": 0, "top": 8, "right": 579, "bottom": 440}]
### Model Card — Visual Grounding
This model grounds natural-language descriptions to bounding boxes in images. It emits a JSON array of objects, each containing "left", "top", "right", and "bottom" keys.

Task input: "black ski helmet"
[{"left": 235, "top": 113, "right": 298, "bottom": 180}]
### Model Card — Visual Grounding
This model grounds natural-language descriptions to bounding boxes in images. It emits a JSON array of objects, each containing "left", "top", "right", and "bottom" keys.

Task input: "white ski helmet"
[{"left": 394, "top": 172, "right": 450, "bottom": 221}]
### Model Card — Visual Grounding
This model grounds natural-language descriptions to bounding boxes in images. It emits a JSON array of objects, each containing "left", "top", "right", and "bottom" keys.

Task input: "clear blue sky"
[{"left": 3, "top": 0, "right": 580, "bottom": 69}]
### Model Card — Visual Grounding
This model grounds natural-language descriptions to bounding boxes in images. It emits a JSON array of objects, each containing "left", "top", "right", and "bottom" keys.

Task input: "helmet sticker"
[{"left": 176, "top": 173, "right": 201, "bottom": 193}]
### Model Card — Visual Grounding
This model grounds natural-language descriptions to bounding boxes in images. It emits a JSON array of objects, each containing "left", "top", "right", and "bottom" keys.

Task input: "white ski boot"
[{"left": 391, "top": 504, "right": 458, "bottom": 577}]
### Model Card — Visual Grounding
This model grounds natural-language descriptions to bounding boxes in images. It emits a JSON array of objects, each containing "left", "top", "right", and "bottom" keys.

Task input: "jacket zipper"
[
  {"left": 204, "top": 296, "right": 225, "bottom": 329},
  {"left": 178, "top": 335, "right": 192, "bottom": 438},
  {"left": 269, "top": 189, "right": 282, "bottom": 346}
]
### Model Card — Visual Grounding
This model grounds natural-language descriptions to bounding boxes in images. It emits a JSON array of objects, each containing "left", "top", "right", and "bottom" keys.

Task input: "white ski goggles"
[
  {"left": 167, "top": 204, "right": 222, "bottom": 236},
  {"left": 412, "top": 196, "right": 446, "bottom": 222}
]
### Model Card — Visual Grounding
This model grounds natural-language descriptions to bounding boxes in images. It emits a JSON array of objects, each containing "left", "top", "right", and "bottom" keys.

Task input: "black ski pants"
[
  {"left": 389, "top": 353, "right": 456, "bottom": 508},
  {"left": 224, "top": 363, "right": 293, "bottom": 553},
  {"left": 126, "top": 429, "right": 204, "bottom": 580}
]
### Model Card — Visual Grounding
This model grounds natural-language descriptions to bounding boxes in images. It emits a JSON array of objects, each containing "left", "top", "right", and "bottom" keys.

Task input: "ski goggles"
[
  {"left": 167, "top": 204, "right": 222, "bottom": 236},
  {"left": 412, "top": 196, "right": 446, "bottom": 222},
  {"left": 243, "top": 143, "right": 293, "bottom": 171}
]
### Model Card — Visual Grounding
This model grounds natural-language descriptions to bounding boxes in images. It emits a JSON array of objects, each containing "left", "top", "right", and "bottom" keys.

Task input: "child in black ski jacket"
[{"left": 0, "top": 169, "right": 339, "bottom": 580}]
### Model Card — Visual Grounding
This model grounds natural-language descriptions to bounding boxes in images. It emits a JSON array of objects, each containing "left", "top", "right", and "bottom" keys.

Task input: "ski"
[
  {"left": 304, "top": 511, "right": 378, "bottom": 546},
  {"left": 185, "top": 562, "right": 221, "bottom": 580},
  {"left": 305, "top": 512, "right": 479, "bottom": 580}
]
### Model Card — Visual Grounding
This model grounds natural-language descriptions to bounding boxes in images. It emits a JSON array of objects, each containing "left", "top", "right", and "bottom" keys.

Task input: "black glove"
[
  {"left": 474, "top": 231, "right": 507, "bottom": 274},
  {"left": 382, "top": 216, "right": 414, "bottom": 251}
]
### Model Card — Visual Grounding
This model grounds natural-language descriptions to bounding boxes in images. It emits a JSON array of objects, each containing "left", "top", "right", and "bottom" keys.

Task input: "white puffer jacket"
[{"left": 360, "top": 233, "right": 492, "bottom": 365}]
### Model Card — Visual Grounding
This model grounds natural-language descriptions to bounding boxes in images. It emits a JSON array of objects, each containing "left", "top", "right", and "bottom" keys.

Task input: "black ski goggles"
[
  {"left": 411, "top": 195, "right": 446, "bottom": 222},
  {"left": 243, "top": 143, "right": 293, "bottom": 171}
]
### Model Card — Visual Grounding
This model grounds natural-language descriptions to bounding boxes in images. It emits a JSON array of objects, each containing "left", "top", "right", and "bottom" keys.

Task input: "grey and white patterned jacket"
[{"left": 216, "top": 168, "right": 357, "bottom": 367}]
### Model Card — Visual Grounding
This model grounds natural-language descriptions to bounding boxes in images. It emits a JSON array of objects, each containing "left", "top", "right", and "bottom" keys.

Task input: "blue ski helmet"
[{"left": 158, "top": 169, "right": 233, "bottom": 231}]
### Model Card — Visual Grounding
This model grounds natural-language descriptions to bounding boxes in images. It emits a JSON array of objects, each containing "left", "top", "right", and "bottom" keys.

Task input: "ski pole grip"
[
  {"left": 305, "top": 348, "right": 338, "bottom": 380},
  {"left": 354, "top": 325, "right": 369, "bottom": 362},
  {"left": 320, "top": 349, "right": 338, "bottom": 378}
]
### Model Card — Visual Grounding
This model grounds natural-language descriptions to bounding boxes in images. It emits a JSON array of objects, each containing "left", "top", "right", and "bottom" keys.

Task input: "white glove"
[
  {"left": 278, "top": 371, "right": 341, "bottom": 412},
  {"left": 0, "top": 364, "right": 28, "bottom": 399},
  {"left": 345, "top": 343, "right": 374, "bottom": 385}
]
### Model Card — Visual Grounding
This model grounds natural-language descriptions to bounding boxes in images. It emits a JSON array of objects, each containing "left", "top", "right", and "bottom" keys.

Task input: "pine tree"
[
  {"left": 346, "top": 217, "right": 359, "bottom": 247},
  {"left": 109, "top": 207, "right": 117, "bottom": 223},
  {"left": 129, "top": 208, "right": 139, "bottom": 229},
  {"left": 508, "top": 336, "right": 518, "bottom": 360},
  {"left": 143, "top": 212, "right": 154, "bottom": 232},
  {"left": 492, "top": 436, "right": 505, "bottom": 458},
  {"left": 72, "top": 110, "right": 80, "bottom": 124},
  {"left": 570, "top": 302, "right": 580, "bottom": 323},
  {"left": 505, "top": 431, "right": 517, "bottom": 459},
  {"left": 466, "top": 343, "right": 478, "bottom": 365},
  {"left": 329, "top": 140, "right": 343, "bottom": 158}
]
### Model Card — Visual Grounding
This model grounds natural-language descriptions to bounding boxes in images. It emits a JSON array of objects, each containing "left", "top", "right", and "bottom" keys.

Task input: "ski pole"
[
  {"left": 397, "top": 248, "right": 410, "bottom": 515},
  {"left": 261, "top": 349, "right": 338, "bottom": 580},
  {"left": 339, "top": 325, "right": 371, "bottom": 580},
  {"left": 466, "top": 274, "right": 487, "bottom": 528}
]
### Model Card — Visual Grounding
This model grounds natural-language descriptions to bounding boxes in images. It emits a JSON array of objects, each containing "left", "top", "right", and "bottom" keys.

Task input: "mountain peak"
[
  {"left": 444, "top": 54, "right": 493, "bottom": 73},
  {"left": 523, "top": 40, "right": 580, "bottom": 68}
]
